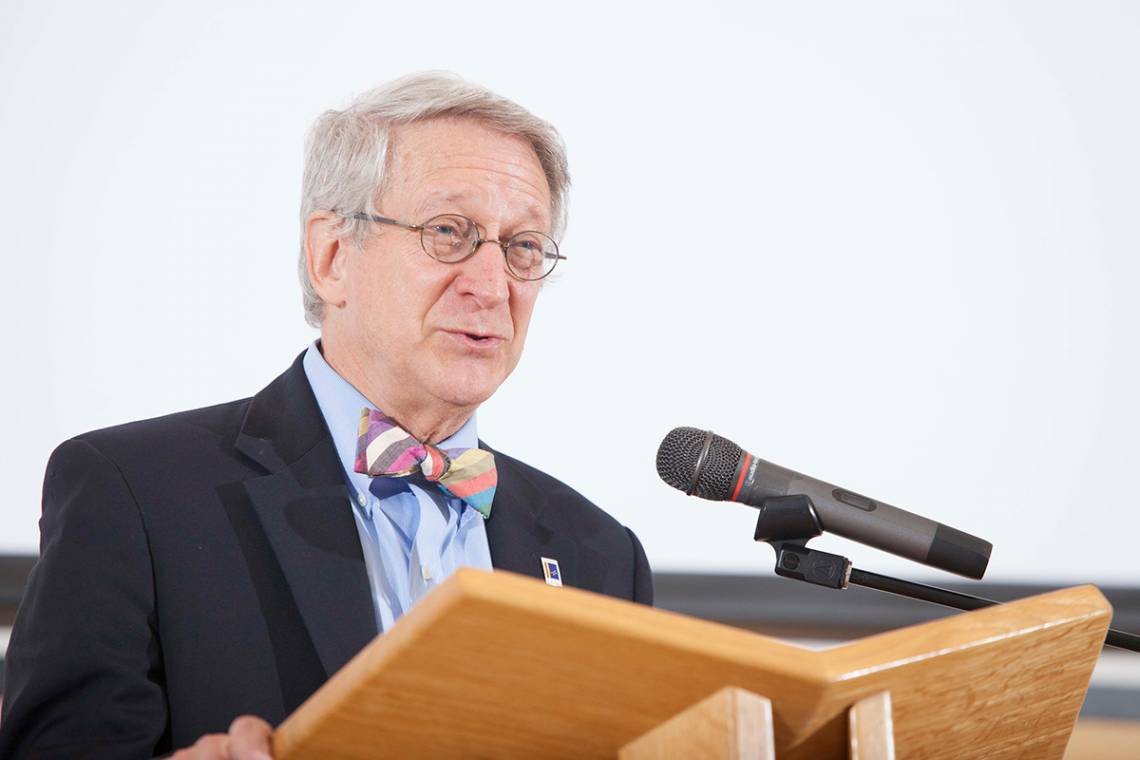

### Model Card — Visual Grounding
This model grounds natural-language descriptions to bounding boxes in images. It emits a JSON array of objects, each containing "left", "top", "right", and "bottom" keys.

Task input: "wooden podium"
[{"left": 272, "top": 570, "right": 1111, "bottom": 759}]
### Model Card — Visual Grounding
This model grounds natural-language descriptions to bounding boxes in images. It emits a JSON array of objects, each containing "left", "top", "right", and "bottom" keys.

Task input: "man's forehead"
[
  {"left": 386, "top": 119, "right": 552, "bottom": 224},
  {"left": 415, "top": 189, "right": 548, "bottom": 224}
]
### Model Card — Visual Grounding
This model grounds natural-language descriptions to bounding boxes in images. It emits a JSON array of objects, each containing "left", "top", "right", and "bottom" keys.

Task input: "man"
[{"left": 0, "top": 72, "right": 652, "bottom": 757}]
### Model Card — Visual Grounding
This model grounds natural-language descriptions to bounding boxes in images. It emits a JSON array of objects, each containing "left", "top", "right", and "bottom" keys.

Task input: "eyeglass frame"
[{"left": 345, "top": 211, "right": 567, "bottom": 281}]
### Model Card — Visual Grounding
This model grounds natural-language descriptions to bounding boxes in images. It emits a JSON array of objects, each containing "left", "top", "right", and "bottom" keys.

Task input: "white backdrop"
[{"left": 2, "top": 1, "right": 1137, "bottom": 584}]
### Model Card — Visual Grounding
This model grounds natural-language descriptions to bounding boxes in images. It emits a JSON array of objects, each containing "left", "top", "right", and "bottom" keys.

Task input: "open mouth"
[{"left": 447, "top": 330, "right": 504, "bottom": 347}]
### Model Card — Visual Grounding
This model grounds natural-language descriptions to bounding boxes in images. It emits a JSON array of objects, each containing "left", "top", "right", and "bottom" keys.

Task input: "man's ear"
[{"left": 305, "top": 211, "right": 350, "bottom": 310}]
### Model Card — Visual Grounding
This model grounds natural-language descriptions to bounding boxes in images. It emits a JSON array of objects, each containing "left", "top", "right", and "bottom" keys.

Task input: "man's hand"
[{"left": 169, "top": 716, "right": 273, "bottom": 759}]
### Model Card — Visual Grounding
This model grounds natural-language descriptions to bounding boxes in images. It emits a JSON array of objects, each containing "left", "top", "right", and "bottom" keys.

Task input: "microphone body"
[
  {"left": 733, "top": 451, "right": 990, "bottom": 579},
  {"left": 657, "top": 428, "right": 992, "bottom": 579}
]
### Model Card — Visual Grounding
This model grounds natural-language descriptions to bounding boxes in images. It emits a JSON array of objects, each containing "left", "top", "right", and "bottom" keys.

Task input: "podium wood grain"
[
  {"left": 273, "top": 569, "right": 1110, "bottom": 759},
  {"left": 618, "top": 686, "right": 775, "bottom": 760},
  {"left": 1064, "top": 720, "right": 1140, "bottom": 759},
  {"left": 847, "top": 691, "right": 894, "bottom": 760}
]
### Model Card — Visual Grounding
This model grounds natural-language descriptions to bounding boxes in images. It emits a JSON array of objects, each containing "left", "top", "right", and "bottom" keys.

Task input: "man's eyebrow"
[
  {"left": 521, "top": 201, "right": 548, "bottom": 222},
  {"left": 413, "top": 191, "right": 466, "bottom": 217}
]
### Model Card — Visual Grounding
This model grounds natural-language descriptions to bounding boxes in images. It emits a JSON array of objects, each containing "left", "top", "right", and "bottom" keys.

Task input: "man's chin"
[{"left": 426, "top": 366, "right": 504, "bottom": 409}]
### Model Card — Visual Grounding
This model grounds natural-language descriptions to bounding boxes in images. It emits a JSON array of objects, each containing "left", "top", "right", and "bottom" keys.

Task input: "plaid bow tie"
[{"left": 352, "top": 409, "right": 497, "bottom": 518}]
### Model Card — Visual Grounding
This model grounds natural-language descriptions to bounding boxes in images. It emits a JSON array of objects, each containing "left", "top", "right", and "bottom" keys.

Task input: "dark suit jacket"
[{"left": 0, "top": 354, "right": 652, "bottom": 758}]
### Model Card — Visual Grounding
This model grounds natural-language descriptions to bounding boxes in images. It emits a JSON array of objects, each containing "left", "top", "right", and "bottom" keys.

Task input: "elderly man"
[{"left": 0, "top": 73, "right": 652, "bottom": 758}]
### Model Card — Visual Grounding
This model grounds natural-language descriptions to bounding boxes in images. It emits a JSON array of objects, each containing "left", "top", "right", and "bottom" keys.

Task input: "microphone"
[{"left": 656, "top": 427, "right": 992, "bottom": 579}]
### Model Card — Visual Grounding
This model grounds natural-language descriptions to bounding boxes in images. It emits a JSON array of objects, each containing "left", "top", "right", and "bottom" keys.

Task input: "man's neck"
[{"left": 317, "top": 340, "right": 473, "bottom": 444}]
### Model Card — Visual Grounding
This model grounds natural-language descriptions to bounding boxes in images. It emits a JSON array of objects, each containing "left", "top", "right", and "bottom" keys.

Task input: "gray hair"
[{"left": 298, "top": 71, "right": 571, "bottom": 327}]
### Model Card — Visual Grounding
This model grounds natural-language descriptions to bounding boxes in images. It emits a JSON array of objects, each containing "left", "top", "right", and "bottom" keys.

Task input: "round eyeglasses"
[{"left": 348, "top": 212, "right": 565, "bottom": 281}]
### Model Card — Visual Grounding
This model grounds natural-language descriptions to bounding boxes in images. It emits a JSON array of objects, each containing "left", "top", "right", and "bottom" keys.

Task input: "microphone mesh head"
[
  {"left": 656, "top": 427, "right": 744, "bottom": 501},
  {"left": 655, "top": 427, "right": 706, "bottom": 491},
  {"left": 693, "top": 433, "right": 744, "bottom": 500}
]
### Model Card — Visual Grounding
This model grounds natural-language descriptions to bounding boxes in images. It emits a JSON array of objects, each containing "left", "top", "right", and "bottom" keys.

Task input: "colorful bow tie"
[{"left": 353, "top": 409, "right": 496, "bottom": 518}]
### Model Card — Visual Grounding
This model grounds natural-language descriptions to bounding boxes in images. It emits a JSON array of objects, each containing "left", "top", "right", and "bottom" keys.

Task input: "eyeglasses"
[{"left": 348, "top": 212, "right": 565, "bottom": 281}]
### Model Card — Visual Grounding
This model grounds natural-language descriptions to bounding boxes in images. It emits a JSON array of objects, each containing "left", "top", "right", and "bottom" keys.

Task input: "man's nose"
[{"left": 456, "top": 238, "right": 511, "bottom": 306}]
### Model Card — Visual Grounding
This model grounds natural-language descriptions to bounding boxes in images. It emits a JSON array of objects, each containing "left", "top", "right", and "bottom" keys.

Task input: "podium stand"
[{"left": 272, "top": 569, "right": 1110, "bottom": 759}]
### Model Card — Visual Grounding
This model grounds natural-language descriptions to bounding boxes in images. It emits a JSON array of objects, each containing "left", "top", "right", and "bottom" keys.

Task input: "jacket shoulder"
[{"left": 67, "top": 397, "right": 253, "bottom": 464}]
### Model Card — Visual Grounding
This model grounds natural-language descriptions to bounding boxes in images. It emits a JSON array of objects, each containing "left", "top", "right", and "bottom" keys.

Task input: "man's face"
[{"left": 335, "top": 117, "right": 551, "bottom": 417}]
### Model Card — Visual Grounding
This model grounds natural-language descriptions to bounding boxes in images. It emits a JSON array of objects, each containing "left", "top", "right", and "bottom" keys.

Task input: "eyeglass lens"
[{"left": 420, "top": 214, "right": 558, "bottom": 280}]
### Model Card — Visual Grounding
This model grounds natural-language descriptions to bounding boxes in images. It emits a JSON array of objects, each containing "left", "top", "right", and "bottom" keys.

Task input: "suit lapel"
[
  {"left": 235, "top": 354, "right": 377, "bottom": 678},
  {"left": 483, "top": 473, "right": 569, "bottom": 583},
  {"left": 485, "top": 449, "right": 609, "bottom": 592}
]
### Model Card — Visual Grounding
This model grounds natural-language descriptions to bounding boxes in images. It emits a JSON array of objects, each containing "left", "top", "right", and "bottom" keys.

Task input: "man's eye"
[{"left": 507, "top": 245, "right": 542, "bottom": 270}]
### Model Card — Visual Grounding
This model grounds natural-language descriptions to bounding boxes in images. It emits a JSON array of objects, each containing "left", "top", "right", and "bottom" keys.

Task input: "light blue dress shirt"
[{"left": 302, "top": 342, "right": 493, "bottom": 633}]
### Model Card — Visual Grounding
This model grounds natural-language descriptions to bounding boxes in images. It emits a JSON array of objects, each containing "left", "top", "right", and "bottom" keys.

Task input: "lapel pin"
[{"left": 541, "top": 557, "right": 562, "bottom": 587}]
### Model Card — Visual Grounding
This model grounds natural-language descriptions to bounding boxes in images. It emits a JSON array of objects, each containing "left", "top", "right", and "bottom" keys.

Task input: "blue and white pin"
[{"left": 541, "top": 557, "right": 562, "bottom": 587}]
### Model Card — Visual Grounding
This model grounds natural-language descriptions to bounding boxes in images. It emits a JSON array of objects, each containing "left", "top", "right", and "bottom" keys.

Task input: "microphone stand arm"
[{"left": 754, "top": 495, "right": 1140, "bottom": 653}]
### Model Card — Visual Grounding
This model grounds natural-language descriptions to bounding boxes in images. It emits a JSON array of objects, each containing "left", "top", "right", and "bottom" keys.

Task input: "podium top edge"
[{"left": 822, "top": 583, "right": 1112, "bottom": 678}]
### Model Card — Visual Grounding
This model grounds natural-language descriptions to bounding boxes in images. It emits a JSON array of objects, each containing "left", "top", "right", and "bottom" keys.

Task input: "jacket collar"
[{"left": 235, "top": 352, "right": 330, "bottom": 473}]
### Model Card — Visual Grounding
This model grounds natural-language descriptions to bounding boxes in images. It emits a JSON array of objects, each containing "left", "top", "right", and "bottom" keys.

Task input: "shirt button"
[
  {"left": 421, "top": 564, "right": 433, "bottom": 582},
  {"left": 357, "top": 493, "right": 368, "bottom": 508}
]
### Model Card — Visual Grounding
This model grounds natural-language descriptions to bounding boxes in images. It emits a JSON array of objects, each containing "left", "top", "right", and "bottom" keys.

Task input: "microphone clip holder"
[{"left": 752, "top": 494, "right": 852, "bottom": 591}]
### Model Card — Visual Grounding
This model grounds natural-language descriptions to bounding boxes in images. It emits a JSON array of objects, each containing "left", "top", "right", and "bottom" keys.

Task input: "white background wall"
[{"left": 1, "top": 1, "right": 1137, "bottom": 585}]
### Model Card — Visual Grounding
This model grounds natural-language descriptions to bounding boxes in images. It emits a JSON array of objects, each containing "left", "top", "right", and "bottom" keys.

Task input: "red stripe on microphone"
[{"left": 731, "top": 453, "right": 752, "bottom": 501}]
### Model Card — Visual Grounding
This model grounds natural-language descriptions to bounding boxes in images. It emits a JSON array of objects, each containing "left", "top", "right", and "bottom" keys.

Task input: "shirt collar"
[{"left": 301, "top": 341, "right": 479, "bottom": 504}]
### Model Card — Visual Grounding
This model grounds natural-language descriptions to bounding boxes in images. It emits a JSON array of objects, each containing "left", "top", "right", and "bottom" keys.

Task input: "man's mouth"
[{"left": 444, "top": 329, "right": 507, "bottom": 347}]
